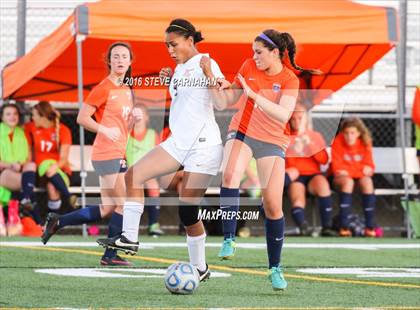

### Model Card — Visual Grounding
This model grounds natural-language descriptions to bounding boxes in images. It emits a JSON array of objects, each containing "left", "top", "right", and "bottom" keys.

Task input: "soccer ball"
[{"left": 164, "top": 262, "right": 200, "bottom": 295}]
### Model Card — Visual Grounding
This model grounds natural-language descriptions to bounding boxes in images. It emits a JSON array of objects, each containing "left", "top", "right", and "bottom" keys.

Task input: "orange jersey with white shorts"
[
  {"left": 330, "top": 133, "right": 375, "bottom": 179},
  {"left": 85, "top": 78, "right": 133, "bottom": 161},
  {"left": 24, "top": 121, "right": 72, "bottom": 173},
  {"left": 228, "top": 59, "right": 299, "bottom": 149},
  {"left": 286, "top": 130, "right": 329, "bottom": 175}
]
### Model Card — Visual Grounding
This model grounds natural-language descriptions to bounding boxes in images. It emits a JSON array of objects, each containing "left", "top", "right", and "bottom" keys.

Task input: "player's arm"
[
  {"left": 200, "top": 56, "right": 242, "bottom": 110},
  {"left": 77, "top": 103, "right": 120, "bottom": 142},
  {"left": 57, "top": 144, "right": 70, "bottom": 169},
  {"left": 237, "top": 74, "right": 296, "bottom": 123}
]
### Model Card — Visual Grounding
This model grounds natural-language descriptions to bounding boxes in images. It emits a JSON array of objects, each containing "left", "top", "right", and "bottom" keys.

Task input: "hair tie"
[
  {"left": 170, "top": 24, "right": 189, "bottom": 32},
  {"left": 258, "top": 33, "right": 277, "bottom": 48}
]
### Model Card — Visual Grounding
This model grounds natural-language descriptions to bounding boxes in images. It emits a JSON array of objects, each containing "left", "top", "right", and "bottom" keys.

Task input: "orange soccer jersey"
[
  {"left": 85, "top": 77, "right": 133, "bottom": 161},
  {"left": 286, "top": 130, "right": 328, "bottom": 175},
  {"left": 228, "top": 59, "right": 299, "bottom": 150},
  {"left": 330, "top": 133, "right": 375, "bottom": 179},
  {"left": 24, "top": 121, "right": 72, "bottom": 173}
]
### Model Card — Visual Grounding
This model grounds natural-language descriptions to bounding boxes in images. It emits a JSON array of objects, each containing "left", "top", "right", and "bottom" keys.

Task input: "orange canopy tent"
[{"left": 2, "top": 0, "right": 397, "bottom": 106}]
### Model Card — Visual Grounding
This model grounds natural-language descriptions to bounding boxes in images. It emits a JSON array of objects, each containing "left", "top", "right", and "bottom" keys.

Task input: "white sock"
[
  {"left": 48, "top": 200, "right": 61, "bottom": 210},
  {"left": 186, "top": 233, "right": 207, "bottom": 272},
  {"left": 122, "top": 201, "right": 144, "bottom": 242}
]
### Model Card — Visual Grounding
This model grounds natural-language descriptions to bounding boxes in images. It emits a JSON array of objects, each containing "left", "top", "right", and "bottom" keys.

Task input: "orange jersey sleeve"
[{"left": 229, "top": 59, "right": 299, "bottom": 149}]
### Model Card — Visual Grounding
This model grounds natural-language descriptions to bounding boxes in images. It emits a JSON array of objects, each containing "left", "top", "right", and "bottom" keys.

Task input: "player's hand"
[
  {"left": 199, "top": 56, "right": 213, "bottom": 78},
  {"left": 159, "top": 67, "right": 173, "bottom": 85},
  {"left": 237, "top": 74, "right": 255, "bottom": 99},
  {"left": 100, "top": 126, "right": 121, "bottom": 142},
  {"left": 10, "top": 162, "right": 21, "bottom": 172},
  {"left": 217, "top": 78, "right": 231, "bottom": 91},
  {"left": 363, "top": 165, "right": 374, "bottom": 177},
  {"left": 132, "top": 107, "right": 144, "bottom": 122}
]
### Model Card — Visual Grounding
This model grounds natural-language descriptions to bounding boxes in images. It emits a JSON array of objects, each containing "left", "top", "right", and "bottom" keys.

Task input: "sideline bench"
[{"left": 63, "top": 145, "right": 419, "bottom": 197}]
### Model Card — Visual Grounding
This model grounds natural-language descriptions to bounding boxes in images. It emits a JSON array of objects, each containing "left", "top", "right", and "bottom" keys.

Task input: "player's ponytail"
[
  {"left": 166, "top": 19, "right": 204, "bottom": 44},
  {"left": 255, "top": 30, "right": 322, "bottom": 75},
  {"left": 34, "top": 101, "right": 61, "bottom": 145}
]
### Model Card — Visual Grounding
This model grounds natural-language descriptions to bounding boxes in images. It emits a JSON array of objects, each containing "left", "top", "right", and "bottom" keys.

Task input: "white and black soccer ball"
[{"left": 164, "top": 262, "right": 200, "bottom": 295}]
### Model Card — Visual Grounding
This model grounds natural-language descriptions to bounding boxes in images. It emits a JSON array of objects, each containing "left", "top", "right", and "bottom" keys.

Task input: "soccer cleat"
[
  {"left": 97, "top": 234, "right": 139, "bottom": 255},
  {"left": 20, "top": 198, "right": 34, "bottom": 212},
  {"left": 268, "top": 266, "right": 287, "bottom": 291},
  {"left": 148, "top": 223, "right": 164, "bottom": 236},
  {"left": 299, "top": 221, "right": 311, "bottom": 236},
  {"left": 364, "top": 228, "right": 376, "bottom": 238},
  {"left": 100, "top": 255, "right": 133, "bottom": 266},
  {"left": 41, "top": 213, "right": 60, "bottom": 244},
  {"left": 198, "top": 264, "right": 210, "bottom": 282},
  {"left": 218, "top": 238, "right": 236, "bottom": 260},
  {"left": 320, "top": 227, "right": 337, "bottom": 237},
  {"left": 339, "top": 228, "right": 352, "bottom": 237}
]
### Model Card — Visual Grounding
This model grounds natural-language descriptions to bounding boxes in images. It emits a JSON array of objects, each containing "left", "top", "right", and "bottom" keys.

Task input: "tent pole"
[
  {"left": 76, "top": 34, "right": 87, "bottom": 238},
  {"left": 397, "top": 0, "right": 411, "bottom": 239}
]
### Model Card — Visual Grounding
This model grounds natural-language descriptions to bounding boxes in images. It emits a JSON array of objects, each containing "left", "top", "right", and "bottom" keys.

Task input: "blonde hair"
[{"left": 340, "top": 117, "right": 372, "bottom": 146}]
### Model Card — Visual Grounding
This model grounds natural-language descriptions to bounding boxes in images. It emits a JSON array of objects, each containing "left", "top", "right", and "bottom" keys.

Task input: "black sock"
[
  {"left": 21, "top": 171, "right": 36, "bottom": 201},
  {"left": 103, "top": 212, "right": 123, "bottom": 258},
  {"left": 48, "top": 174, "right": 70, "bottom": 199},
  {"left": 362, "top": 194, "right": 376, "bottom": 229},
  {"left": 265, "top": 217, "right": 285, "bottom": 269}
]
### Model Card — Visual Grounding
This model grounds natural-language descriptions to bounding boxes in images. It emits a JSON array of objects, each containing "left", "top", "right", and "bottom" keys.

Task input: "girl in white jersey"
[{"left": 98, "top": 19, "right": 224, "bottom": 281}]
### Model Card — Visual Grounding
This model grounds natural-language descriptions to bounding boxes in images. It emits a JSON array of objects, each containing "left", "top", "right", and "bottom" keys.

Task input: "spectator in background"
[
  {"left": 412, "top": 85, "right": 420, "bottom": 187},
  {"left": 24, "top": 101, "right": 76, "bottom": 212},
  {"left": 126, "top": 104, "right": 164, "bottom": 236},
  {"left": 0, "top": 103, "right": 37, "bottom": 236},
  {"left": 286, "top": 104, "right": 336, "bottom": 236},
  {"left": 330, "top": 118, "right": 376, "bottom": 237}
]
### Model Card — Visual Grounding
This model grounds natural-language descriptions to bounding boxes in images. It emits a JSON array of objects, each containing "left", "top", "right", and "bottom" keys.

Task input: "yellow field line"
[{"left": 1, "top": 244, "right": 420, "bottom": 290}]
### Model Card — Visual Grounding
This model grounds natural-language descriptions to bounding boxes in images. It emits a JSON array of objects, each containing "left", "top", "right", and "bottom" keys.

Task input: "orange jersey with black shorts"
[
  {"left": 85, "top": 78, "right": 133, "bottom": 161},
  {"left": 330, "top": 133, "right": 375, "bottom": 179},
  {"left": 228, "top": 59, "right": 299, "bottom": 149},
  {"left": 24, "top": 121, "right": 72, "bottom": 173},
  {"left": 286, "top": 130, "right": 328, "bottom": 175}
]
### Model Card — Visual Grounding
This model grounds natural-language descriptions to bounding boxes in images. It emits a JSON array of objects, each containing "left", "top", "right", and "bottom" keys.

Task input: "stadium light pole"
[
  {"left": 396, "top": 0, "right": 411, "bottom": 238},
  {"left": 76, "top": 6, "right": 89, "bottom": 238}
]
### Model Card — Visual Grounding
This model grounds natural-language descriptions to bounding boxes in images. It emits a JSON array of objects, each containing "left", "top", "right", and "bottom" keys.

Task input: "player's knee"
[
  {"left": 23, "top": 162, "right": 36, "bottom": 171},
  {"left": 178, "top": 204, "right": 200, "bottom": 227},
  {"left": 313, "top": 176, "right": 331, "bottom": 196},
  {"left": 263, "top": 198, "right": 283, "bottom": 219},
  {"left": 359, "top": 177, "right": 374, "bottom": 193}
]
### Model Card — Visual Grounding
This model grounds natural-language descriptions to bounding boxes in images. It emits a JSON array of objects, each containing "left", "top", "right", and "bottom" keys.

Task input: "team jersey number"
[
  {"left": 40, "top": 140, "right": 54, "bottom": 152},
  {"left": 122, "top": 106, "right": 131, "bottom": 121}
]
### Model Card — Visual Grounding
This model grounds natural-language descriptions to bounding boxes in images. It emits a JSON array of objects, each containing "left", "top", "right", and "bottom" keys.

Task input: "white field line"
[{"left": 1, "top": 241, "right": 420, "bottom": 250}]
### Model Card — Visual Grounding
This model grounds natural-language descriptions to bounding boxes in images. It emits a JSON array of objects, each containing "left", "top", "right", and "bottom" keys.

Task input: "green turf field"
[{"left": 0, "top": 235, "right": 419, "bottom": 309}]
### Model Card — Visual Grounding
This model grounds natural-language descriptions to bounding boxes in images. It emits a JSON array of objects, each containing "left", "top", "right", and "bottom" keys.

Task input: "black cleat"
[
  {"left": 198, "top": 264, "right": 210, "bottom": 282},
  {"left": 100, "top": 255, "right": 133, "bottom": 267},
  {"left": 299, "top": 221, "right": 311, "bottom": 236},
  {"left": 97, "top": 235, "right": 139, "bottom": 255},
  {"left": 321, "top": 227, "right": 338, "bottom": 237},
  {"left": 41, "top": 213, "right": 60, "bottom": 244}
]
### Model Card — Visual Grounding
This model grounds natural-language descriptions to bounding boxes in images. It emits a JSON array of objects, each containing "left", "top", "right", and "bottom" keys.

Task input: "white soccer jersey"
[{"left": 168, "top": 53, "right": 224, "bottom": 150}]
